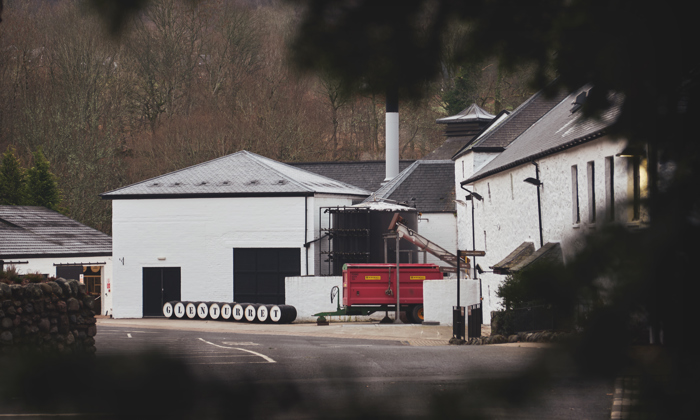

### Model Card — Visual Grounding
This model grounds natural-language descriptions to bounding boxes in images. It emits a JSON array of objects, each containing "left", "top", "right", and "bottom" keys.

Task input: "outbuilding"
[
  {"left": 0, "top": 205, "right": 113, "bottom": 315},
  {"left": 101, "top": 150, "right": 369, "bottom": 318}
]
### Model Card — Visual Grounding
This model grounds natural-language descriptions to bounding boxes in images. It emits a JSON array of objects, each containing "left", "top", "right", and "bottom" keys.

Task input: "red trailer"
[{"left": 315, "top": 263, "right": 444, "bottom": 323}]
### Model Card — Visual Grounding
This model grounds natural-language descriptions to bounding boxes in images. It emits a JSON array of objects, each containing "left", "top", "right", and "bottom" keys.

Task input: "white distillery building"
[
  {"left": 101, "top": 150, "right": 369, "bottom": 318},
  {"left": 456, "top": 86, "right": 646, "bottom": 319},
  {"left": 0, "top": 205, "right": 113, "bottom": 315}
]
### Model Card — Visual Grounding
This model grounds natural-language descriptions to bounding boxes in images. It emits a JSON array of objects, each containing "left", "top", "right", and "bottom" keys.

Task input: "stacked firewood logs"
[
  {"left": 0, "top": 278, "right": 96, "bottom": 355},
  {"left": 162, "top": 301, "right": 297, "bottom": 324}
]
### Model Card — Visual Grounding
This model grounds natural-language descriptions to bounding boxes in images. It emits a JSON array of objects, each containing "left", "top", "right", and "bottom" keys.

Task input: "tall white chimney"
[{"left": 385, "top": 88, "right": 399, "bottom": 181}]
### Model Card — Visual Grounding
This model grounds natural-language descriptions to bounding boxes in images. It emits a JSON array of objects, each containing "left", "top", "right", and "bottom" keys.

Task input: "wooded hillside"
[{"left": 0, "top": 0, "right": 534, "bottom": 233}]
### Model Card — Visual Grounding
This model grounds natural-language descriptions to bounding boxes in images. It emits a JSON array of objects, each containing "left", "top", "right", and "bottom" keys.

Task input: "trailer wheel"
[{"left": 411, "top": 305, "right": 424, "bottom": 324}]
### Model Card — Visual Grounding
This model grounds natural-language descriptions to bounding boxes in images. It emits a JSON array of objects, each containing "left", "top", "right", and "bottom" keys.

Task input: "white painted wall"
[
  {"left": 423, "top": 278, "right": 480, "bottom": 325},
  {"left": 111, "top": 194, "right": 360, "bottom": 318},
  {"left": 459, "top": 136, "right": 637, "bottom": 321},
  {"left": 454, "top": 151, "right": 500, "bottom": 259},
  {"left": 3, "top": 256, "right": 113, "bottom": 316},
  {"left": 285, "top": 276, "right": 342, "bottom": 322},
  {"left": 416, "top": 212, "right": 457, "bottom": 267},
  {"left": 112, "top": 196, "right": 307, "bottom": 318},
  {"left": 285, "top": 276, "right": 389, "bottom": 323}
]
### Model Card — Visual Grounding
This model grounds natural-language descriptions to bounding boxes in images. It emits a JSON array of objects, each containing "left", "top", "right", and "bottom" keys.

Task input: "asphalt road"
[{"left": 84, "top": 325, "right": 615, "bottom": 419}]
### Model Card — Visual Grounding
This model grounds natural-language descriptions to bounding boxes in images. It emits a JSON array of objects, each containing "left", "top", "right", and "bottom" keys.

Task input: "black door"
[
  {"left": 143, "top": 267, "right": 181, "bottom": 317},
  {"left": 233, "top": 248, "right": 300, "bottom": 304}
]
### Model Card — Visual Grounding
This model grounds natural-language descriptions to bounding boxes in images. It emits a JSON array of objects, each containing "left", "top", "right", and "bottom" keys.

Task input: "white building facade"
[
  {"left": 456, "top": 87, "right": 646, "bottom": 320},
  {"left": 103, "top": 151, "right": 369, "bottom": 318}
]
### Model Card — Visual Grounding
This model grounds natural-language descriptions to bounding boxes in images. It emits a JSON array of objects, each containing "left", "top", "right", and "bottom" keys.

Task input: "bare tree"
[{"left": 124, "top": 0, "right": 204, "bottom": 132}]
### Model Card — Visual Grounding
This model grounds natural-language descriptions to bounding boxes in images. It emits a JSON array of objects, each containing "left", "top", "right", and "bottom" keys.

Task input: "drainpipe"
[
  {"left": 524, "top": 163, "right": 544, "bottom": 248},
  {"left": 534, "top": 162, "right": 543, "bottom": 248},
  {"left": 305, "top": 196, "right": 309, "bottom": 276}
]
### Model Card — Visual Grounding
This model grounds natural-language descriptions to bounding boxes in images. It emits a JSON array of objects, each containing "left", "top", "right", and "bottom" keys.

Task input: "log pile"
[{"left": 0, "top": 278, "right": 97, "bottom": 355}]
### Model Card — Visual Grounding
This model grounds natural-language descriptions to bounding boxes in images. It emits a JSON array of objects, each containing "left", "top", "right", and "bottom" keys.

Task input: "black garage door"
[
  {"left": 143, "top": 267, "right": 181, "bottom": 317},
  {"left": 233, "top": 248, "right": 300, "bottom": 304}
]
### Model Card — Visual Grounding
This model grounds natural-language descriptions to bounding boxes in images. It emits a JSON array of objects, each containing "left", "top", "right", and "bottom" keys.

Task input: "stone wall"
[{"left": 0, "top": 279, "right": 96, "bottom": 355}]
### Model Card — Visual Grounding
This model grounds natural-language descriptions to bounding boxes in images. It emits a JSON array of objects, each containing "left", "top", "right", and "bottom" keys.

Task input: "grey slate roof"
[
  {"left": 101, "top": 150, "right": 371, "bottom": 199},
  {"left": 453, "top": 89, "right": 570, "bottom": 159},
  {"left": 0, "top": 206, "right": 112, "bottom": 258},
  {"left": 436, "top": 103, "right": 495, "bottom": 124},
  {"left": 421, "top": 137, "right": 474, "bottom": 160},
  {"left": 290, "top": 160, "right": 414, "bottom": 193},
  {"left": 491, "top": 242, "right": 535, "bottom": 274},
  {"left": 464, "top": 86, "right": 621, "bottom": 184},
  {"left": 365, "top": 160, "right": 455, "bottom": 212},
  {"left": 491, "top": 242, "right": 564, "bottom": 274}
]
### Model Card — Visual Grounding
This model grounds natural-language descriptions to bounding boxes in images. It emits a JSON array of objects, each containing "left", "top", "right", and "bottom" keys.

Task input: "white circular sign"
[
  {"left": 162, "top": 302, "right": 173, "bottom": 318},
  {"left": 220, "top": 303, "right": 232, "bottom": 320},
  {"left": 174, "top": 302, "right": 186, "bottom": 319},
  {"left": 186, "top": 302, "right": 197, "bottom": 319},
  {"left": 209, "top": 303, "right": 220, "bottom": 320},
  {"left": 232, "top": 304, "right": 245, "bottom": 321},
  {"left": 269, "top": 305, "right": 282, "bottom": 323},
  {"left": 244, "top": 305, "right": 257, "bottom": 322},
  {"left": 197, "top": 302, "right": 209, "bottom": 319},
  {"left": 257, "top": 305, "right": 268, "bottom": 322}
]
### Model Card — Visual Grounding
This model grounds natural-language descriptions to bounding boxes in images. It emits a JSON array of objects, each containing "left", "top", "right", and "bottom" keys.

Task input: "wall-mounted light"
[
  {"left": 465, "top": 191, "right": 483, "bottom": 201},
  {"left": 476, "top": 264, "right": 493, "bottom": 275},
  {"left": 616, "top": 145, "right": 646, "bottom": 158},
  {"left": 157, "top": 256, "right": 166, "bottom": 261},
  {"left": 523, "top": 177, "right": 543, "bottom": 186}
]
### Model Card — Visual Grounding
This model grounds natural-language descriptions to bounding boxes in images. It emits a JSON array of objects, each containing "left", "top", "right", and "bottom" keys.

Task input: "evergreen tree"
[
  {"left": 0, "top": 145, "right": 26, "bottom": 205},
  {"left": 26, "top": 148, "right": 62, "bottom": 211},
  {"left": 442, "top": 64, "right": 481, "bottom": 116}
]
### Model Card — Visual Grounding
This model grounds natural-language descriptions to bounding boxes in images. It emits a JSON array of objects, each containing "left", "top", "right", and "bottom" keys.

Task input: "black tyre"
[{"left": 411, "top": 305, "right": 424, "bottom": 324}]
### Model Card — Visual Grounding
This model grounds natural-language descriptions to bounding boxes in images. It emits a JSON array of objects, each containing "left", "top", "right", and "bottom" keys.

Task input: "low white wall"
[
  {"left": 423, "top": 278, "right": 480, "bottom": 326},
  {"left": 285, "top": 276, "right": 388, "bottom": 323},
  {"left": 285, "top": 276, "right": 342, "bottom": 322}
]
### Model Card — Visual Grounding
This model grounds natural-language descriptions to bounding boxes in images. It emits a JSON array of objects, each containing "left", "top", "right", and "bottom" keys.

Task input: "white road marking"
[
  {"left": 221, "top": 342, "right": 259, "bottom": 346},
  {"left": 198, "top": 338, "right": 276, "bottom": 363},
  {"left": 126, "top": 333, "right": 132, "bottom": 338}
]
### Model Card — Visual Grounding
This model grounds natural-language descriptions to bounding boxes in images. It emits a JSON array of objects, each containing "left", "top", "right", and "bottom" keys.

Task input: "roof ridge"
[
  {"left": 260, "top": 153, "right": 374, "bottom": 193},
  {"left": 245, "top": 152, "right": 312, "bottom": 193}
]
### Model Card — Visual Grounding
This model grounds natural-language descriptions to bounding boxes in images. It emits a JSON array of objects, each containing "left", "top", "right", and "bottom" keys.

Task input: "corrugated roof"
[
  {"left": 290, "top": 160, "right": 414, "bottom": 193},
  {"left": 0, "top": 206, "right": 112, "bottom": 258},
  {"left": 101, "top": 150, "right": 371, "bottom": 199},
  {"left": 365, "top": 160, "right": 455, "bottom": 212},
  {"left": 465, "top": 86, "right": 621, "bottom": 184},
  {"left": 453, "top": 89, "right": 569, "bottom": 159},
  {"left": 436, "top": 103, "right": 495, "bottom": 124}
]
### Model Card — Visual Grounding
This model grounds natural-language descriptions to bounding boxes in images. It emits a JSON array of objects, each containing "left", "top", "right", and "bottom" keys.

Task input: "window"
[
  {"left": 571, "top": 165, "right": 580, "bottom": 224},
  {"left": 631, "top": 156, "right": 641, "bottom": 221},
  {"left": 587, "top": 161, "right": 596, "bottom": 223},
  {"left": 605, "top": 156, "right": 614, "bottom": 221}
]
